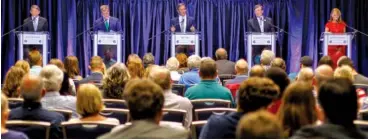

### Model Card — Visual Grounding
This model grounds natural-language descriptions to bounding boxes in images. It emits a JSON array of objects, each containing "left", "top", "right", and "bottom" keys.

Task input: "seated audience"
[
  {"left": 199, "top": 77, "right": 279, "bottom": 138},
  {"left": 236, "top": 110, "right": 283, "bottom": 139},
  {"left": 2, "top": 67, "right": 26, "bottom": 98},
  {"left": 1, "top": 94, "right": 28, "bottom": 139},
  {"left": 265, "top": 67, "right": 290, "bottom": 114},
  {"left": 249, "top": 65, "right": 265, "bottom": 77},
  {"left": 9, "top": 75, "right": 65, "bottom": 138},
  {"left": 102, "top": 63, "right": 130, "bottom": 99},
  {"left": 143, "top": 64, "right": 159, "bottom": 78},
  {"left": 143, "top": 53, "right": 155, "bottom": 68},
  {"left": 277, "top": 82, "right": 318, "bottom": 137},
  {"left": 260, "top": 50, "right": 275, "bottom": 70},
  {"left": 148, "top": 67, "right": 192, "bottom": 128},
  {"left": 28, "top": 50, "right": 43, "bottom": 75},
  {"left": 49, "top": 58, "right": 76, "bottom": 95},
  {"left": 64, "top": 56, "right": 83, "bottom": 80},
  {"left": 337, "top": 56, "right": 368, "bottom": 84},
  {"left": 79, "top": 56, "right": 104, "bottom": 84},
  {"left": 296, "top": 67, "right": 314, "bottom": 85},
  {"left": 289, "top": 56, "right": 313, "bottom": 81},
  {"left": 126, "top": 54, "right": 144, "bottom": 79},
  {"left": 166, "top": 57, "right": 182, "bottom": 81},
  {"left": 271, "top": 57, "right": 286, "bottom": 71},
  {"left": 318, "top": 56, "right": 334, "bottom": 69},
  {"left": 98, "top": 79, "right": 189, "bottom": 139},
  {"left": 40, "top": 65, "right": 78, "bottom": 118},
  {"left": 184, "top": 58, "right": 234, "bottom": 104},
  {"left": 178, "top": 55, "right": 201, "bottom": 86},
  {"left": 215, "top": 48, "right": 235, "bottom": 75},
  {"left": 14, "top": 60, "right": 30, "bottom": 74},
  {"left": 225, "top": 59, "right": 248, "bottom": 97},
  {"left": 292, "top": 78, "right": 368, "bottom": 138},
  {"left": 176, "top": 53, "right": 189, "bottom": 73},
  {"left": 68, "top": 84, "right": 119, "bottom": 124}
]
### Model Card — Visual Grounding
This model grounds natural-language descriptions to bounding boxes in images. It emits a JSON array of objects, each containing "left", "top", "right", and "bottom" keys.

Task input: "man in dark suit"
[
  {"left": 23, "top": 5, "right": 48, "bottom": 32},
  {"left": 247, "top": 4, "right": 275, "bottom": 65},
  {"left": 170, "top": 3, "right": 196, "bottom": 56},
  {"left": 78, "top": 56, "right": 104, "bottom": 84},
  {"left": 94, "top": 5, "right": 122, "bottom": 32}
]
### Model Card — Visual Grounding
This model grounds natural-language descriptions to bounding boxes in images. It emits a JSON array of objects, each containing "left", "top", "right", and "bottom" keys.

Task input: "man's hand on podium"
[
  {"left": 190, "top": 25, "right": 196, "bottom": 32},
  {"left": 171, "top": 26, "right": 176, "bottom": 32}
]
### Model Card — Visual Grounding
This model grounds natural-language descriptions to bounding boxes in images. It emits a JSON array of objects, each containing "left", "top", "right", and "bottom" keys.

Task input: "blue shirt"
[
  {"left": 29, "top": 66, "right": 42, "bottom": 76},
  {"left": 1, "top": 130, "right": 28, "bottom": 139},
  {"left": 225, "top": 75, "right": 248, "bottom": 85},
  {"left": 288, "top": 72, "right": 299, "bottom": 82},
  {"left": 185, "top": 80, "right": 234, "bottom": 105},
  {"left": 199, "top": 112, "right": 245, "bottom": 139},
  {"left": 178, "top": 68, "right": 201, "bottom": 86}
]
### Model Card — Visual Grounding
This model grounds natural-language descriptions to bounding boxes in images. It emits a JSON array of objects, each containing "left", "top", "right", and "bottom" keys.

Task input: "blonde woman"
[
  {"left": 2, "top": 67, "right": 26, "bottom": 98},
  {"left": 14, "top": 60, "right": 30, "bottom": 74},
  {"left": 102, "top": 63, "right": 130, "bottom": 99}
]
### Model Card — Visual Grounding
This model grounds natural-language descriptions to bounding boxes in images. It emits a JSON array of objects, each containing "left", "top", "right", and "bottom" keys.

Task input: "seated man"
[
  {"left": 185, "top": 58, "right": 234, "bottom": 104},
  {"left": 225, "top": 59, "right": 248, "bottom": 97},
  {"left": 215, "top": 48, "right": 236, "bottom": 75},
  {"left": 289, "top": 56, "right": 313, "bottom": 81},
  {"left": 199, "top": 77, "right": 279, "bottom": 138},
  {"left": 79, "top": 56, "right": 104, "bottom": 84},
  {"left": 296, "top": 67, "right": 314, "bottom": 85},
  {"left": 249, "top": 65, "right": 265, "bottom": 77},
  {"left": 9, "top": 75, "right": 65, "bottom": 138},
  {"left": 99, "top": 79, "right": 189, "bottom": 139},
  {"left": 178, "top": 55, "right": 201, "bottom": 86}
]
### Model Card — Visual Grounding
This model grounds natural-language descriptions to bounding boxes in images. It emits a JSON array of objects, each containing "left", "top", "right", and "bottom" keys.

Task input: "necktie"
[
  {"left": 259, "top": 17, "right": 264, "bottom": 32},
  {"left": 33, "top": 17, "right": 37, "bottom": 31},
  {"left": 104, "top": 20, "right": 109, "bottom": 31},
  {"left": 180, "top": 18, "right": 185, "bottom": 33}
]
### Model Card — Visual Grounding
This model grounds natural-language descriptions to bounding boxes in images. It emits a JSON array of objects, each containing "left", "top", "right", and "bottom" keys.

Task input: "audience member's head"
[
  {"left": 265, "top": 67, "right": 290, "bottom": 98},
  {"left": 199, "top": 58, "right": 217, "bottom": 80},
  {"left": 297, "top": 67, "right": 314, "bottom": 84},
  {"left": 143, "top": 53, "right": 155, "bottom": 68},
  {"left": 237, "top": 77, "right": 279, "bottom": 112},
  {"left": 77, "top": 84, "right": 104, "bottom": 118},
  {"left": 49, "top": 58, "right": 65, "bottom": 71},
  {"left": 143, "top": 65, "right": 159, "bottom": 78},
  {"left": 39, "top": 65, "right": 64, "bottom": 92},
  {"left": 2, "top": 67, "right": 26, "bottom": 98},
  {"left": 102, "top": 63, "right": 130, "bottom": 99},
  {"left": 277, "top": 82, "right": 317, "bottom": 137},
  {"left": 249, "top": 65, "right": 265, "bottom": 77},
  {"left": 235, "top": 59, "right": 248, "bottom": 75},
  {"left": 166, "top": 57, "right": 180, "bottom": 71},
  {"left": 187, "top": 55, "right": 201, "bottom": 70},
  {"left": 318, "top": 56, "right": 333, "bottom": 68},
  {"left": 215, "top": 48, "right": 228, "bottom": 60},
  {"left": 89, "top": 56, "right": 104, "bottom": 73},
  {"left": 260, "top": 50, "right": 275, "bottom": 66},
  {"left": 318, "top": 78, "right": 357, "bottom": 126},
  {"left": 64, "top": 56, "right": 81, "bottom": 79},
  {"left": 314, "top": 65, "right": 334, "bottom": 90},
  {"left": 20, "top": 75, "right": 45, "bottom": 102},
  {"left": 237, "top": 110, "right": 283, "bottom": 139},
  {"left": 300, "top": 56, "right": 313, "bottom": 68},
  {"left": 176, "top": 53, "right": 188, "bottom": 68},
  {"left": 334, "top": 65, "right": 354, "bottom": 82},
  {"left": 28, "top": 50, "right": 43, "bottom": 67},
  {"left": 1, "top": 94, "right": 10, "bottom": 127},
  {"left": 149, "top": 67, "right": 172, "bottom": 90},
  {"left": 271, "top": 58, "right": 286, "bottom": 71},
  {"left": 14, "top": 60, "right": 30, "bottom": 73},
  {"left": 127, "top": 54, "right": 144, "bottom": 79},
  {"left": 123, "top": 79, "right": 164, "bottom": 124},
  {"left": 337, "top": 56, "right": 355, "bottom": 71}
]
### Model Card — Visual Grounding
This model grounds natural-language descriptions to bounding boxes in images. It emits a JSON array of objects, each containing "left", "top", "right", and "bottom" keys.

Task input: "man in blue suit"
[
  {"left": 170, "top": 3, "right": 196, "bottom": 56},
  {"left": 94, "top": 5, "right": 122, "bottom": 32}
]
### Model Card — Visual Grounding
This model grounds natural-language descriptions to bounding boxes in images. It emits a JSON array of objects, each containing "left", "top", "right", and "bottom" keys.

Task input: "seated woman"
[
  {"left": 69, "top": 84, "right": 119, "bottom": 125},
  {"left": 64, "top": 56, "right": 83, "bottom": 80},
  {"left": 102, "top": 63, "right": 130, "bottom": 99},
  {"left": 2, "top": 67, "right": 26, "bottom": 98}
]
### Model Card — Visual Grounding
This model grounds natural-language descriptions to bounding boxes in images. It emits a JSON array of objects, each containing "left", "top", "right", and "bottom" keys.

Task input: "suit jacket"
[
  {"left": 94, "top": 17, "right": 122, "bottom": 32},
  {"left": 98, "top": 120, "right": 189, "bottom": 139},
  {"left": 78, "top": 72, "right": 103, "bottom": 84},
  {"left": 23, "top": 16, "right": 48, "bottom": 32},
  {"left": 170, "top": 16, "right": 195, "bottom": 32},
  {"left": 247, "top": 17, "right": 274, "bottom": 33},
  {"left": 216, "top": 60, "right": 236, "bottom": 75}
]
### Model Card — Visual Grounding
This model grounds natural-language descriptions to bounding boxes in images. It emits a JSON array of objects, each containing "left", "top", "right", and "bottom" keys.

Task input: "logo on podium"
[
  {"left": 24, "top": 40, "right": 28, "bottom": 43},
  {"left": 253, "top": 40, "right": 256, "bottom": 43},
  {"left": 329, "top": 40, "right": 332, "bottom": 43},
  {"left": 99, "top": 40, "right": 102, "bottom": 43},
  {"left": 113, "top": 40, "right": 116, "bottom": 43},
  {"left": 267, "top": 40, "right": 270, "bottom": 43},
  {"left": 343, "top": 40, "right": 347, "bottom": 43},
  {"left": 39, "top": 40, "right": 42, "bottom": 43}
]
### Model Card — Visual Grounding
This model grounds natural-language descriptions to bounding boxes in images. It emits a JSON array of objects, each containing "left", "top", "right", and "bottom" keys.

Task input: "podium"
[
  {"left": 16, "top": 31, "right": 49, "bottom": 66},
  {"left": 321, "top": 32, "right": 354, "bottom": 58},
  {"left": 246, "top": 32, "right": 277, "bottom": 69},
  {"left": 171, "top": 32, "right": 200, "bottom": 57},
  {"left": 91, "top": 31, "right": 123, "bottom": 62}
]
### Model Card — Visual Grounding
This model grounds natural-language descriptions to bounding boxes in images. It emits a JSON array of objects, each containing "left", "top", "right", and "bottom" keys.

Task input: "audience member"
[
  {"left": 1, "top": 94, "right": 28, "bottom": 139},
  {"left": 277, "top": 82, "right": 318, "bottom": 137},
  {"left": 79, "top": 56, "right": 104, "bottom": 84},
  {"left": 313, "top": 65, "right": 334, "bottom": 96},
  {"left": 148, "top": 67, "right": 192, "bottom": 128},
  {"left": 49, "top": 58, "right": 76, "bottom": 95},
  {"left": 215, "top": 48, "right": 235, "bottom": 75},
  {"left": 9, "top": 75, "right": 65, "bottom": 138},
  {"left": 236, "top": 110, "right": 283, "bottom": 139},
  {"left": 271, "top": 57, "right": 286, "bottom": 71},
  {"left": 2, "top": 67, "right": 26, "bottom": 98},
  {"left": 143, "top": 53, "right": 155, "bottom": 68},
  {"left": 288, "top": 56, "right": 313, "bottom": 81},
  {"left": 40, "top": 65, "right": 78, "bottom": 118},
  {"left": 127, "top": 54, "right": 144, "bottom": 79},
  {"left": 166, "top": 57, "right": 182, "bottom": 81},
  {"left": 102, "top": 63, "right": 130, "bottom": 99},
  {"left": 292, "top": 78, "right": 368, "bottom": 138},
  {"left": 260, "top": 50, "right": 275, "bottom": 70},
  {"left": 176, "top": 53, "right": 189, "bottom": 73},
  {"left": 143, "top": 64, "right": 159, "bottom": 78},
  {"left": 68, "top": 84, "right": 119, "bottom": 124},
  {"left": 318, "top": 56, "right": 334, "bottom": 69},
  {"left": 265, "top": 67, "right": 290, "bottom": 114},
  {"left": 14, "top": 60, "right": 30, "bottom": 74},
  {"left": 225, "top": 59, "right": 248, "bottom": 97},
  {"left": 249, "top": 65, "right": 265, "bottom": 77},
  {"left": 337, "top": 56, "right": 368, "bottom": 84},
  {"left": 297, "top": 67, "right": 314, "bottom": 85},
  {"left": 178, "top": 55, "right": 201, "bottom": 86},
  {"left": 28, "top": 50, "right": 43, "bottom": 75},
  {"left": 99, "top": 79, "right": 189, "bottom": 139},
  {"left": 64, "top": 56, "right": 82, "bottom": 80}
]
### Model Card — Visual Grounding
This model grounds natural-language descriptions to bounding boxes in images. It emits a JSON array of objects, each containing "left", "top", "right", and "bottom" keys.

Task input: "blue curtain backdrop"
[{"left": 2, "top": 0, "right": 368, "bottom": 80}]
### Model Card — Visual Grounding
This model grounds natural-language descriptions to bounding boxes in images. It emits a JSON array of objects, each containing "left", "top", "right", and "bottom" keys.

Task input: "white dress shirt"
[{"left": 178, "top": 15, "right": 187, "bottom": 33}]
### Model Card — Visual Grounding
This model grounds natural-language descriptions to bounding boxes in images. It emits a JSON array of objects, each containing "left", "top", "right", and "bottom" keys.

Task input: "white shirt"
[
  {"left": 41, "top": 91, "right": 78, "bottom": 118},
  {"left": 257, "top": 16, "right": 264, "bottom": 32},
  {"left": 163, "top": 90, "right": 192, "bottom": 128},
  {"left": 68, "top": 118, "right": 120, "bottom": 125},
  {"left": 170, "top": 71, "right": 182, "bottom": 81},
  {"left": 178, "top": 15, "right": 187, "bottom": 33}
]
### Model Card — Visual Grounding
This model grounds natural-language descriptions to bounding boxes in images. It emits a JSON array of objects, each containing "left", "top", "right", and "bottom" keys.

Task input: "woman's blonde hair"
[
  {"left": 334, "top": 65, "right": 354, "bottom": 82},
  {"left": 14, "top": 60, "right": 30, "bottom": 73},
  {"left": 77, "top": 84, "right": 104, "bottom": 117},
  {"left": 49, "top": 58, "right": 65, "bottom": 71},
  {"left": 329, "top": 8, "right": 343, "bottom": 23},
  {"left": 127, "top": 54, "right": 144, "bottom": 79},
  {"left": 102, "top": 63, "right": 130, "bottom": 99},
  {"left": 2, "top": 67, "right": 26, "bottom": 97},
  {"left": 64, "top": 56, "right": 80, "bottom": 79}
]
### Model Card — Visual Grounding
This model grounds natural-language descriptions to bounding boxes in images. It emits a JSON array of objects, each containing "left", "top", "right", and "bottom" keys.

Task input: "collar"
[
  {"left": 22, "top": 101, "right": 42, "bottom": 110},
  {"left": 200, "top": 79, "right": 217, "bottom": 83},
  {"left": 189, "top": 68, "right": 199, "bottom": 72},
  {"left": 32, "top": 16, "right": 39, "bottom": 19},
  {"left": 44, "top": 91, "right": 61, "bottom": 97},
  {"left": 31, "top": 65, "right": 42, "bottom": 69},
  {"left": 257, "top": 16, "right": 264, "bottom": 20},
  {"left": 236, "top": 74, "right": 248, "bottom": 77},
  {"left": 103, "top": 17, "right": 110, "bottom": 21},
  {"left": 179, "top": 15, "right": 186, "bottom": 18},
  {"left": 131, "top": 119, "right": 158, "bottom": 125}
]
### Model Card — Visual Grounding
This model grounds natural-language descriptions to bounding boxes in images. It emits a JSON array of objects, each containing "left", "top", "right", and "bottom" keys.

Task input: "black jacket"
[
  {"left": 247, "top": 17, "right": 274, "bottom": 33},
  {"left": 291, "top": 124, "right": 368, "bottom": 139},
  {"left": 23, "top": 16, "right": 48, "bottom": 32}
]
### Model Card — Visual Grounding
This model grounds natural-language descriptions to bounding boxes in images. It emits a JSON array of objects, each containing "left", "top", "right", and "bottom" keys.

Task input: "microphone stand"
[
  {"left": 148, "top": 19, "right": 185, "bottom": 41},
  {"left": 2, "top": 18, "right": 34, "bottom": 38}
]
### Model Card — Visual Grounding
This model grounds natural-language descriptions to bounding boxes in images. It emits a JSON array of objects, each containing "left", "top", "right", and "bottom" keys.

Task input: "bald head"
[
  {"left": 20, "top": 75, "right": 44, "bottom": 102},
  {"left": 271, "top": 58, "right": 286, "bottom": 71},
  {"left": 315, "top": 65, "right": 334, "bottom": 88},
  {"left": 297, "top": 67, "right": 314, "bottom": 83},
  {"left": 148, "top": 67, "right": 172, "bottom": 90},
  {"left": 215, "top": 48, "right": 228, "bottom": 60},
  {"left": 235, "top": 59, "right": 249, "bottom": 75},
  {"left": 249, "top": 65, "right": 265, "bottom": 77}
]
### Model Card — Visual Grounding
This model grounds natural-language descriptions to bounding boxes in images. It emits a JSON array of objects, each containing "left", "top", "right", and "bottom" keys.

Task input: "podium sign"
[
  {"left": 97, "top": 34, "right": 119, "bottom": 45},
  {"left": 16, "top": 32, "right": 49, "bottom": 66},
  {"left": 92, "top": 31, "right": 123, "bottom": 62},
  {"left": 173, "top": 34, "right": 196, "bottom": 45},
  {"left": 171, "top": 32, "right": 200, "bottom": 57},
  {"left": 246, "top": 32, "right": 276, "bottom": 69},
  {"left": 251, "top": 34, "right": 273, "bottom": 45},
  {"left": 322, "top": 32, "right": 354, "bottom": 58}
]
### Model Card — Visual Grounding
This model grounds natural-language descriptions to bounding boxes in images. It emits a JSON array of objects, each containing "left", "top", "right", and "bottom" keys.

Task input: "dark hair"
[
  {"left": 318, "top": 78, "right": 357, "bottom": 126},
  {"left": 318, "top": 56, "right": 333, "bottom": 68},
  {"left": 300, "top": 56, "right": 313, "bottom": 67},
  {"left": 177, "top": 3, "right": 186, "bottom": 10},
  {"left": 265, "top": 67, "right": 290, "bottom": 99},
  {"left": 337, "top": 57, "right": 354, "bottom": 68},
  {"left": 199, "top": 59, "right": 217, "bottom": 78},
  {"left": 238, "top": 77, "right": 279, "bottom": 112}
]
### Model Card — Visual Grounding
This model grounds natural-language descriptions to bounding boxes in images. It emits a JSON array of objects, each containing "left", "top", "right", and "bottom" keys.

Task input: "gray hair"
[
  {"left": 261, "top": 50, "right": 275, "bottom": 66},
  {"left": 143, "top": 53, "right": 155, "bottom": 68},
  {"left": 166, "top": 57, "right": 180, "bottom": 71},
  {"left": 40, "top": 65, "right": 64, "bottom": 91},
  {"left": 187, "top": 55, "right": 201, "bottom": 69}
]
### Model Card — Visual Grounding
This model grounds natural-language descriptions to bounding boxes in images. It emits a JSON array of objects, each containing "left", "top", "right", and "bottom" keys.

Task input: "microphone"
[
  {"left": 1, "top": 17, "right": 35, "bottom": 38},
  {"left": 148, "top": 18, "right": 187, "bottom": 41},
  {"left": 343, "top": 23, "right": 368, "bottom": 37},
  {"left": 262, "top": 18, "right": 296, "bottom": 38},
  {"left": 71, "top": 18, "right": 105, "bottom": 40}
]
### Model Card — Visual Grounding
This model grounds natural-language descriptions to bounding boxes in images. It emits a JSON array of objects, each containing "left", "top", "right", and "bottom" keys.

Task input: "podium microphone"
[
  {"left": 148, "top": 19, "right": 185, "bottom": 41},
  {"left": 262, "top": 19, "right": 296, "bottom": 38},
  {"left": 344, "top": 23, "right": 368, "bottom": 37},
  {"left": 1, "top": 18, "right": 35, "bottom": 38},
  {"left": 71, "top": 19, "right": 105, "bottom": 40}
]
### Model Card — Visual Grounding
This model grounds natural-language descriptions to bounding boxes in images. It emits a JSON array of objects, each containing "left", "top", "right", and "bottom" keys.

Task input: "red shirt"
[{"left": 325, "top": 21, "right": 346, "bottom": 33}]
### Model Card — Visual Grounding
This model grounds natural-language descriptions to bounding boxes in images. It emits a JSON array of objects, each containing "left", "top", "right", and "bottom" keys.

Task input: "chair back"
[
  {"left": 103, "top": 99, "right": 128, "bottom": 109},
  {"left": 218, "top": 74, "right": 235, "bottom": 86},
  {"left": 162, "top": 109, "right": 187, "bottom": 126},
  {"left": 191, "top": 99, "right": 231, "bottom": 110},
  {"left": 100, "top": 108, "right": 129, "bottom": 124},
  {"left": 61, "top": 121, "right": 118, "bottom": 139},
  {"left": 190, "top": 121, "right": 207, "bottom": 139},
  {"left": 195, "top": 108, "right": 237, "bottom": 121},
  {"left": 354, "top": 120, "right": 368, "bottom": 132},
  {"left": 359, "top": 110, "right": 368, "bottom": 120},
  {"left": 172, "top": 84, "right": 185, "bottom": 96},
  {"left": 8, "top": 98, "right": 23, "bottom": 109},
  {"left": 48, "top": 109, "right": 73, "bottom": 121},
  {"left": 6, "top": 120, "right": 51, "bottom": 139}
]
